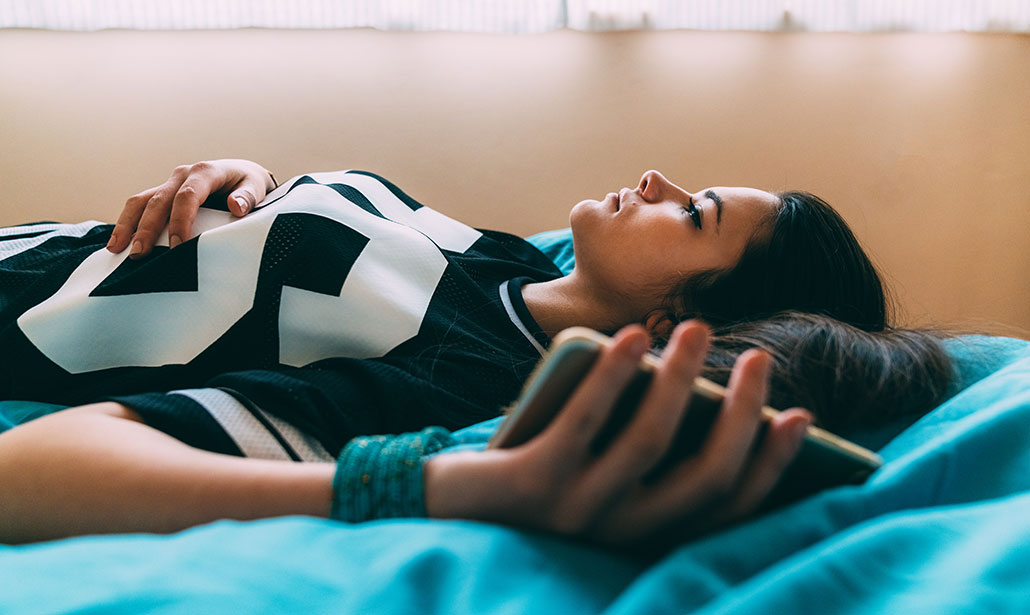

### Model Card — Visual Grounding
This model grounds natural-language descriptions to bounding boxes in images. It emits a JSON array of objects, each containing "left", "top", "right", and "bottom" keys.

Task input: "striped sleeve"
[{"left": 169, "top": 388, "right": 333, "bottom": 462}]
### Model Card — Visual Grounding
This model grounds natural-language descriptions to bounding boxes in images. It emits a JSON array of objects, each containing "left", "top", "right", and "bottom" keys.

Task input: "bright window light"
[{"left": 2, "top": 1, "right": 1028, "bottom": 32}]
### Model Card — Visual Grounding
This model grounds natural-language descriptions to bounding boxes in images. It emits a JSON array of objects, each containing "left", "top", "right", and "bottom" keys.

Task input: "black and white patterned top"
[{"left": 0, "top": 171, "right": 561, "bottom": 460}]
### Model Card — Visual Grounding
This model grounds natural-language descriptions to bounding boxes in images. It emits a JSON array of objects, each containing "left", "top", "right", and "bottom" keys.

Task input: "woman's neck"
[{"left": 520, "top": 273, "right": 638, "bottom": 338}]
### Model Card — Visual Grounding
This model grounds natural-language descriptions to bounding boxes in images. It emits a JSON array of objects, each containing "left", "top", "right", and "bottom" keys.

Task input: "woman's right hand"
[
  {"left": 107, "top": 159, "right": 276, "bottom": 258},
  {"left": 422, "top": 321, "right": 812, "bottom": 550}
]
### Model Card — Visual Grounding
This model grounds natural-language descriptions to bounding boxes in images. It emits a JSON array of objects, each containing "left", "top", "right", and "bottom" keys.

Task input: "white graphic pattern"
[{"left": 17, "top": 173, "right": 482, "bottom": 373}]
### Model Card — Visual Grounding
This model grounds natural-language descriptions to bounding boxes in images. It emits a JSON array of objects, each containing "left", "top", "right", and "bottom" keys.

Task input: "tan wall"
[{"left": 1, "top": 29, "right": 1027, "bottom": 335}]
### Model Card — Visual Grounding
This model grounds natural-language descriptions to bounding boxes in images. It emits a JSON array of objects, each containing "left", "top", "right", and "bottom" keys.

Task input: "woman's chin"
[
  {"left": 568, "top": 203, "right": 591, "bottom": 239},
  {"left": 569, "top": 199, "right": 606, "bottom": 226}
]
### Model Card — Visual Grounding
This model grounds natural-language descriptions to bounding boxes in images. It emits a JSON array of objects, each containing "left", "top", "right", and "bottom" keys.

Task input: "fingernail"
[
  {"left": 629, "top": 334, "right": 648, "bottom": 355},
  {"left": 681, "top": 325, "right": 707, "bottom": 354},
  {"left": 106, "top": 231, "right": 117, "bottom": 249},
  {"left": 234, "top": 196, "right": 249, "bottom": 214},
  {"left": 130, "top": 240, "right": 142, "bottom": 257},
  {"left": 169, "top": 235, "right": 181, "bottom": 249}
]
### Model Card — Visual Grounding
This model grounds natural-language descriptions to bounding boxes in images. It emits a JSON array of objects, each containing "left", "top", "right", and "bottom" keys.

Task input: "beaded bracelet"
[{"left": 330, "top": 427, "right": 457, "bottom": 523}]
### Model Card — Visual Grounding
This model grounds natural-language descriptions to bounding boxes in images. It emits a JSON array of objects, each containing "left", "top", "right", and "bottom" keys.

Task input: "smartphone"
[{"left": 489, "top": 327, "right": 882, "bottom": 510}]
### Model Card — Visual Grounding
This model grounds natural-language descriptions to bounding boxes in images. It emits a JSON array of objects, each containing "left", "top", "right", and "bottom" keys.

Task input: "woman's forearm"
[{"left": 0, "top": 402, "right": 334, "bottom": 544}]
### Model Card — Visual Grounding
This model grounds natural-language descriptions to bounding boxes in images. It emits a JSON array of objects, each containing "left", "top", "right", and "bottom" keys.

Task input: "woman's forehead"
[{"left": 703, "top": 187, "right": 780, "bottom": 232}]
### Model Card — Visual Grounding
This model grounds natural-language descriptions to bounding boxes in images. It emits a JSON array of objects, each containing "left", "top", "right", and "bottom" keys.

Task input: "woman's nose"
[
  {"left": 638, "top": 170, "right": 684, "bottom": 203},
  {"left": 638, "top": 170, "right": 663, "bottom": 201}
]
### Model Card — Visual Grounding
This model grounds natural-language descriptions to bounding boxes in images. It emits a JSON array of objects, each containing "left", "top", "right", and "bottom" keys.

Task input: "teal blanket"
[{"left": 1, "top": 335, "right": 1028, "bottom": 613}]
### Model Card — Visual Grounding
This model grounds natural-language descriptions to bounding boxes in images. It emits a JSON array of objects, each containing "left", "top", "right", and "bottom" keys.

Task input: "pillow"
[{"left": 526, "top": 228, "right": 574, "bottom": 275}]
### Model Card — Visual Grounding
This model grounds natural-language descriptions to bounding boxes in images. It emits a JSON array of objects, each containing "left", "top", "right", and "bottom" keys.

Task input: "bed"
[{"left": 1, "top": 231, "right": 1028, "bottom": 614}]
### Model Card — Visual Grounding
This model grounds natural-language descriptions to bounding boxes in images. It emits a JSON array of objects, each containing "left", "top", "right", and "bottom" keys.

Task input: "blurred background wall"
[{"left": 0, "top": 28, "right": 1027, "bottom": 333}]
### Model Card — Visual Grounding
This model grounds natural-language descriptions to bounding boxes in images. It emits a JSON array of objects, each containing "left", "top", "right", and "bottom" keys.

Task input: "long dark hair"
[
  {"left": 656, "top": 191, "right": 889, "bottom": 335},
  {"left": 702, "top": 312, "right": 954, "bottom": 433}
]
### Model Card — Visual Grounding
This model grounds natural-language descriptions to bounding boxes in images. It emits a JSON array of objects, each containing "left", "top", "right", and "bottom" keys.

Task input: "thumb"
[
  {"left": 226, "top": 184, "right": 263, "bottom": 217},
  {"left": 226, "top": 189, "right": 256, "bottom": 217}
]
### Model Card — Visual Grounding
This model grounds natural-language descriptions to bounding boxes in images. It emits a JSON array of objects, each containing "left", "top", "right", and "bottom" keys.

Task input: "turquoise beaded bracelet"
[{"left": 331, "top": 427, "right": 457, "bottom": 522}]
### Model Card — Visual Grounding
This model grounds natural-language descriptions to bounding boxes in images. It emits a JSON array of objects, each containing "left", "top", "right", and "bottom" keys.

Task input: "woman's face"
[{"left": 569, "top": 170, "right": 780, "bottom": 315}]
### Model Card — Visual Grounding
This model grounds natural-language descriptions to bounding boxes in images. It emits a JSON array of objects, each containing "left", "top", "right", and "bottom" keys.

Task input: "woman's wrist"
[
  {"left": 422, "top": 451, "right": 469, "bottom": 519},
  {"left": 422, "top": 449, "right": 526, "bottom": 523},
  {"left": 330, "top": 427, "right": 457, "bottom": 523}
]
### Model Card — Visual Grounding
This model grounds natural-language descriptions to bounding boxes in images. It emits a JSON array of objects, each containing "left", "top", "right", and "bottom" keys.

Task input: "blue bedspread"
[{"left": 1, "top": 336, "right": 1028, "bottom": 614}]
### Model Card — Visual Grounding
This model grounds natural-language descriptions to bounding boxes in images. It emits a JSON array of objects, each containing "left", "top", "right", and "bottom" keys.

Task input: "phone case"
[{"left": 490, "top": 327, "right": 883, "bottom": 510}]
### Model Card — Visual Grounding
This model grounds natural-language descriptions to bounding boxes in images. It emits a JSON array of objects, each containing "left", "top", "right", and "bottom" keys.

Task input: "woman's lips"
[{"left": 618, "top": 187, "right": 634, "bottom": 211}]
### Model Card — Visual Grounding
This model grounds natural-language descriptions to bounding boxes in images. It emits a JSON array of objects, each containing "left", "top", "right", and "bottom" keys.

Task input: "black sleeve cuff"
[{"left": 106, "top": 391, "right": 242, "bottom": 456}]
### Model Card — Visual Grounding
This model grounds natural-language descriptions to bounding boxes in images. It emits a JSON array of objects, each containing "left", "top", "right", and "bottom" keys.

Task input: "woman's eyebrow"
[{"left": 704, "top": 190, "right": 723, "bottom": 227}]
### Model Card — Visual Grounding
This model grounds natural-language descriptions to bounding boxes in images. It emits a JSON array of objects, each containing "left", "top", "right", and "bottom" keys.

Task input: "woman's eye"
[{"left": 683, "top": 201, "right": 702, "bottom": 230}]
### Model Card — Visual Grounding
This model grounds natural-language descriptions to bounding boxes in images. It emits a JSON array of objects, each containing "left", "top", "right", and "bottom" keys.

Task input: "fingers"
[
  {"left": 609, "top": 347, "right": 775, "bottom": 538},
  {"left": 692, "top": 349, "right": 771, "bottom": 484},
  {"left": 108, "top": 160, "right": 272, "bottom": 258},
  {"left": 722, "top": 408, "right": 811, "bottom": 520},
  {"left": 166, "top": 159, "right": 250, "bottom": 249},
  {"left": 538, "top": 326, "right": 650, "bottom": 457},
  {"left": 144, "top": 165, "right": 216, "bottom": 253},
  {"left": 577, "top": 322, "right": 709, "bottom": 509},
  {"left": 225, "top": 172, "right": 269, "bottom": 218},
  {"left": 515, "top": 326, "right": 651, "bottom": 534},
  {"left": 501, "top": 322, "right": 811, "bottom": 548},
  {"left": 547, "top": 321, "right": 712, "bottom": 537},
  {"left": 109, "top": 164, "right": 192, "bottom": 257},
  {"left": 223, "top": 158, "right": 276, "bottom": 216},
  {"left": 108, "top": 186, "right": 159, "bottom": 253}
]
